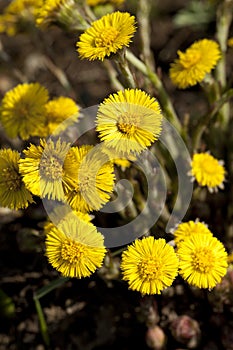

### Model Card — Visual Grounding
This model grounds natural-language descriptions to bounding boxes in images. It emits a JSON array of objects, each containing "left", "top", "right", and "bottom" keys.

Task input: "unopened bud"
[
  {"left": 146, "top": 326, "right": 166, "bottom": 350},
  {"left": 171, "top": 315, "right": 201, "bottom": 348}
]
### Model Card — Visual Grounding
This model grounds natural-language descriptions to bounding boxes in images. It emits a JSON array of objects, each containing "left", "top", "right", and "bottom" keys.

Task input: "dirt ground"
[{"left": 0, "top": 0, "right": 233, "bottom": 349}]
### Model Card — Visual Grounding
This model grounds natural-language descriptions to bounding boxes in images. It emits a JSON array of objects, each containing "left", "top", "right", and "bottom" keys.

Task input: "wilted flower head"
[{"left": 169, "top": 39, "right": 221, "bottom": 89}]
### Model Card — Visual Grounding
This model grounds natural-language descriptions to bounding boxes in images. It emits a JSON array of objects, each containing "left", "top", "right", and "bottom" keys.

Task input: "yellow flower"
[
  {"left": 44, "top": 96, "right": 79, "bottom": 135},
  {"left": 64, "top": 145, "right": 115, "bottom": 212},
  {"left": 87, "top": 0, "right": 124, "bottom": 6},
  {"left": 177, "top": 233, "right": 228, "bottom": 289},
  {"left": 0, "top": 149, "right": 34, "bottom": 210},
  {"left": 46, "top": 218, "right": 106, "bottom": 278},
  {"left": 228, "top": 37, "right": 233, "bottom": 47},
  {"left": 19, "top": 139, "right": 72, "bottom": 200},
  {"left": 0, "top": 0, "right": 42, "bottom": 36},
  {"left": 77, "top": 11, "right": 136, "bottom": 61},
  {"left": 96, "top": 89, "right": 163, "bottom": 155},
  {"left": 173, "top": 220, "right": 213, "bottom": 247},
  {"left": 169, "top": 39, "right": 221, "bottom": 89},
  {"left": 190, "top": 152, "right": 225, "bottom": 192},
  {"left": 35, "top": 0, "right": 66, "bottom": 27},
  {"left": 121, "top": 237, "right": 179, "bottom": 295},
  {"left": 0, "top": 83, "right": 49, "bottom": 140}
]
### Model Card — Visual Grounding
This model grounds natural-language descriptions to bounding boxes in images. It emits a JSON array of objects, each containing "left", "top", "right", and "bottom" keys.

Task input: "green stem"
[
  {"left": 126, "top": 50, "right": 182, "bottom": 134},
  {"left": 216, "top": 0, "right": 233, "bottom": 127},
  {"left": 34, "top": 297, "right": 50, "bottom": 347},
  {"left": 33, "top": 276, "right": 69, "bottom": 347},
  {"left": 192, "top": 88, "right": 233, "bottom": 151},
  {"left": 115, "top": 50, "right": 136, "bottom": 88},
  {"left": 103, "top": 60, "right": 124, "bottom": 91},
  {"left": 111, "top": 247, "right": 125, "bottom": 257},
  {"left": 137, "top": 0, "right": 155, "bottom": 70}
]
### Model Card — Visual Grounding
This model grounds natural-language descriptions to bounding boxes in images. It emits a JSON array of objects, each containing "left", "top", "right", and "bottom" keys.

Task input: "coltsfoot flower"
[
  {"left": 0, "top": 0, "right": 42, "bottom": 36},
  {"left": 64, "top": 145, "right": 115, "bottom": 212},
  {"left": 190, "top": 152, "right": 226, "bottom": 192},
  {"left": 96, "top": 89, "right": 163, "bottom": 155},
  {"left": 44, "top": 96, "right": 79, "bottom": 135},
  {"left": 173, "top": 220, "right": 213, "bottom": 247},
  {"left": 0, "top": 83, "right": 49, "bottom": 140},
  {"left": 177, "top": 233, "right": 228, "bottom": 289},
  {"left": 121, "top": 237, "right": 179, "bottom": 295},
  {"left": 46, "top": 218, "right": 106, "bottom": 278},
  {"left": 36, "top": 0, "right": 66, "bottom": 27},
  {"left": 169, "top": 39, "right": 221, "bottom": 89},
  {"left": 76, "top": 11, "right": 136, "bottom": 61},
  {"left": 19, "top": 139, "right": 73, "bottom": 200},
  {"left": 0, "top": 149, "right": 34, "bottom": 210}
]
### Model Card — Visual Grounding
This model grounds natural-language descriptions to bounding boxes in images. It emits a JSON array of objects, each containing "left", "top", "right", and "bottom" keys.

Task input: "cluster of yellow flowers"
[
  {"left": 0, "top": 1, "right": 231, "bottom": 296},
  {"left": 121, "top": 221, "right": 228, "bottom": 294}
]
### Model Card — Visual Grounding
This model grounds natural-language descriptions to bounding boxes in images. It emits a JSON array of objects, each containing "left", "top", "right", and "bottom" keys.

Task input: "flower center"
[
  {"left": 77, "top": 173, "right": 91, "bottom": 192},
  {"left": 192, "top": 248, "right": 214, "bottom": 273},
  {"left": 117, "top": 113, "right": 140, "bottom": 135},
  {"left": 95, "top": 26, "right": 119, "bottom": 47},
  {"left": 40, "top": 155, "right": 63, "bottom": 180},
  {"left": 2, "top": 167, "right": 21, "bottom": 191},
  {"left": 200, "top": 158, "right": 218, "bottom": 174},
  {"left": 61, "top": 239, "right": 87, "bottom": 263},
  {"left": 138, "top": 258, "right": 163, "bottom": 281},
  {"left": 179, "top": 49, "right": 201, "bottom": 69}
]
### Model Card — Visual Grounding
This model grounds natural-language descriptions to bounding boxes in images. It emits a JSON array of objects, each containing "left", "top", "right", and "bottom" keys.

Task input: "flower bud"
[
  {"left": 170, "top": 315, "right": 201, "bottom": 348},
  {"left": 146, "top": 326, "right": 166, "bottom": 350}
]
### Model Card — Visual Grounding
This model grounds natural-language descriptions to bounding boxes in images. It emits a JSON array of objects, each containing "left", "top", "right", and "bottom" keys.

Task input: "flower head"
[
  {"left": 169, "top": 39, "right": 221, "bottom": 89},
  {"left": 46, "top": 218, "right": 106, "bottom": 278},
  {"left": 96, "top": 89, "right": 163, "bottom": 155},
  {"left": 173, "top": 220, "right": 213, "bottom": 247},
  {"left": 228, "top": 37, "right": 233, "bottom": 47},
  {"left": 190, "top": 152, "right": 226, "bottom": 192},
  {"left": 44, "top": 96, "right": 79, "bottom": 135},
  {"left": 35, "top": 0, "right": 66, "bottom": 28},
  {"left": 177, "top": 233, "right": 228, "bottom": 289},
  {"left": 0, "top": 0, "right": 42, "bottom": 36},
  {"left": 0, "top": 83, "right": 49, "bottom": 140},
  {"left": 19, "top": 138, "right": 72, "bottom": 200},
  {"left": 121, "top": 237, "right": 179, "bottom": 295},
  {"left": 77, "top": 11, "right": 136, "bottom": 61},
  {"left": 64, "top": 145, "right": 115, "bottom": 212},
  {"left": 0, "top": 149, "right": 34, "bottom": 210},
  {"left": 35, "top": 0, "right": 87, "bottom": 31}
]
